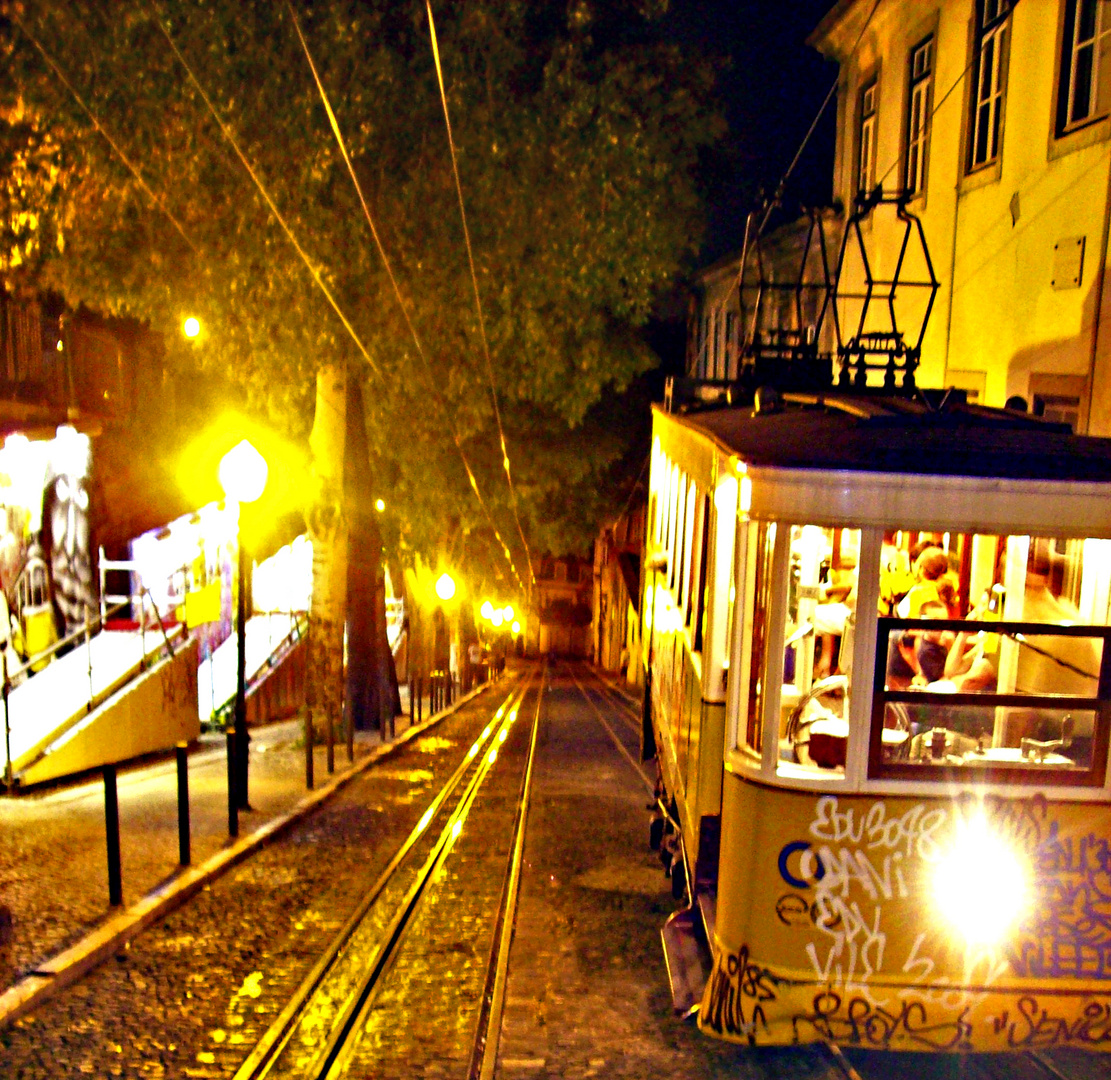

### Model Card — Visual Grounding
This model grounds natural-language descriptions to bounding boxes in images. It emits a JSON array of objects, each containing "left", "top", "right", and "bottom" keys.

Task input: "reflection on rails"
[{"left": 234, "top": 670, "right": 540, "bottom": 1080}]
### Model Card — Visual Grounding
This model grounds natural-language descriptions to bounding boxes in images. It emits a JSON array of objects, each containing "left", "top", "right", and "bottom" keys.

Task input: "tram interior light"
[
  {"left": 932, "top": 813, "right": 1030, "bottom": 947},
  {"left": 492, "top": 610, "right": 504, "bottom": 627}
]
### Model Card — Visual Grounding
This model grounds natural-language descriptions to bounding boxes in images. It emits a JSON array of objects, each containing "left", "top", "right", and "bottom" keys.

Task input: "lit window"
[
  {"left": 858, "top": 80, "right": 878, "bottom": 194},
  {"left": 906, "top": 37, "right": 933, "bottom": 196},
  {"left": 969, "top": 0, "right": 1011, "bottom": 170},
  {"left": 778, "top": 525, "right": 861, "bottom": 775},
  {"left": 871, "top": 530, "right": 1111, "bottom": 786},
  {"left": 1058, "top": 0, "right": 1111, "bottom": 132}
]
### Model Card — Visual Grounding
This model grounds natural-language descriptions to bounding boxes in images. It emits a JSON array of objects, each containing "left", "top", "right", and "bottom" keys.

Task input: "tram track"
[{"left": 233, "top": 667, "right": 543, "bottom": 1080}]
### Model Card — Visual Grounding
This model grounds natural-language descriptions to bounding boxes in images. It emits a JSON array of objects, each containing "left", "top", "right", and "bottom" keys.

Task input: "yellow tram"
[{"left": 646, "top": 387, "right": 1111, "bottom": 1052}]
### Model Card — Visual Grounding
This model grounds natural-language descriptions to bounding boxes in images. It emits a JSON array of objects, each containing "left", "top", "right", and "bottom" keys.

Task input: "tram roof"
[{"left": 663, "top": 394, "right": 1111, "bottom": 483}]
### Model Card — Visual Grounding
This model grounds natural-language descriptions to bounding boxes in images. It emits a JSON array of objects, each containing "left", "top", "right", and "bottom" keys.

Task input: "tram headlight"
[{"left": 931, "top": 813, "right": 1030, "bottom": 947}]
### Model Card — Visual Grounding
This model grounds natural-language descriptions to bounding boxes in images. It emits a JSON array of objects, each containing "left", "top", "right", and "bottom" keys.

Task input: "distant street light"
[
  {"left": 435, "top": 572, "right": 456, "bottom": 601},
  {"left": 492, "top": 610, "right": 504, "bottom": 628},
  {"left": 183, "top": 316, "right": 201, "bottom": 339},
  {"left": 511, "top": 620, "right": 521, "bottom": 635},
  {"left": 220, "top": 439, "right": 269, "bottom": 812},
  {"left": 480, "top": 600, "right": 494, "bottom": 620},
  {"left": 375, "top": 498, "right": 385, "bottom": 513},
  {"left": 503, "top": 605, "right": 514, "bottom": 622}
]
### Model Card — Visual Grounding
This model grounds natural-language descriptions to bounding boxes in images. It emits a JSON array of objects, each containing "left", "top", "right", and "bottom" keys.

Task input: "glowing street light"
[
  {"left": 503, "top": 605, "right": 514, "bottom": 622},
  {"left": 435, "top": 573, "right": 457, "bottom": 601},
  {"left": 183, "top": 316, "right": 201, "bottom": 339},
  {"left": 511, "top": 620, "right": 521, "bottom": 634},
  {"left": 219, "top": 439, "right": 269, "bottom": 504},
  {"left": 375, "top": 498, "right": 385, "bottom": 513},
  {"left": 491, "top": 609, "right": 504, "bottom": 628},
  {"left": 480, "top": 600, "right": 494, "bottom": 620},
  {"left": 220, "top": 438, "right": 268, "bottom": 817}
]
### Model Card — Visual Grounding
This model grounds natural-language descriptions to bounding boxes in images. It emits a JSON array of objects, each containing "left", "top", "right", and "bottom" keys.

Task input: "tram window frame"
[
  {"left": 671, "top": 472, "right": 688, "bottom": 596},
  {"left": 869, "top": 616, "right": 1111, "bottom": 785},
  {"left": 867, "top": 528, "right": 1111, "bottom": 786},
  {"left": 686, "top": 491, "right": 707, "bottom": 634},
  {"left": 680, "top": 480, "right": 697, "bottom": 615}
]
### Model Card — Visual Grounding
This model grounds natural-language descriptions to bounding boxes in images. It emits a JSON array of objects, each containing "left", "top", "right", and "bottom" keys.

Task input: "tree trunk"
[
  {"left": 306, "top": 364, "right": 349, "bottom": 750},
  {"left": 343, "top": 376, "right": 400, "bottom": 735}
]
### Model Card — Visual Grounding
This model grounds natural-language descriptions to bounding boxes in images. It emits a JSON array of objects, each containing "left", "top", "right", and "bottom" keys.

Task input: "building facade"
[{"left": 811, "top": 0, "right": 1111, "bottom": 429}]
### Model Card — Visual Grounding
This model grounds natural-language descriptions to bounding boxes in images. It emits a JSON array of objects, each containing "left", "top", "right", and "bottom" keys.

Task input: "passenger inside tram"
[{"left": 877, "top": 533, "right": 1106, "bottom": 775}]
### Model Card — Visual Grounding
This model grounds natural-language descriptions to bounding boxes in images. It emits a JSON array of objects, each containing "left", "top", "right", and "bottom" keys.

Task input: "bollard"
[
  {"left": 226, "top": 730, "right": 238, "bottom": 838},
  {"left": 176, "top": 742, "right": 190, "bottom": 866},
  {"left": 305, "top": 707, "right": 314, "bottom": 791},
  {"left": 103, "top": 764, "right": 122, "bottom": 906}
]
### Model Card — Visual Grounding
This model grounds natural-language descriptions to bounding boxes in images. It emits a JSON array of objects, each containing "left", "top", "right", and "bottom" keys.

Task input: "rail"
[{"left": 234, "top": 672, "right": 534, "bottom": 1079}]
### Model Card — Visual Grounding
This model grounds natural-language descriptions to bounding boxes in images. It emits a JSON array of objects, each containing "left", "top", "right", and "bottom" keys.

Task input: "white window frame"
[
  {"left": 1063, "top": 0, "right": 1111, "bottom": 130},
  {"left": 969, "top": 1, "right": 1010, "bottom": 171},
  {"left": 858, "top": 80, "right": 878, "bottom": 194},
  {"left": 905, "top": 37, "right": 933, "bottom": 197}
]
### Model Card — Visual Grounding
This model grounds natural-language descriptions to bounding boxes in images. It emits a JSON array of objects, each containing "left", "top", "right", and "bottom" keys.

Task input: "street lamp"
[
  {"left": 183, "top": 316, "right": 201, "bottom": 339},
  {"left": 435, "top": 573, "right": 456, "bottom": 601},
  {"left": 480, "top": 600, "right": 494, "bottom": 620},
  {"left": 220, "top": 439, "right": 268, "bottom": 811}
]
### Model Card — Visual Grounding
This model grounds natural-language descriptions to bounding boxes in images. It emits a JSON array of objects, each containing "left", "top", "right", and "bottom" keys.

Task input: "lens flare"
[{"left": 932, "top": 812, "right": 1030, "bottom": 947}]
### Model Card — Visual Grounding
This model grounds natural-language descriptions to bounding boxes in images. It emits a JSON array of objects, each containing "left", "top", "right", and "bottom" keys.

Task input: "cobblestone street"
[{"left": 0, "top": 685, "right": 508, "bottom": 1078}]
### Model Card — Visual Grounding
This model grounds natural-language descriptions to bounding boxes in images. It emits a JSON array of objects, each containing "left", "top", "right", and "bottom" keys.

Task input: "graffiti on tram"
[{"left": 701, "top": 792, "right": 1111, "bottom": 1047}]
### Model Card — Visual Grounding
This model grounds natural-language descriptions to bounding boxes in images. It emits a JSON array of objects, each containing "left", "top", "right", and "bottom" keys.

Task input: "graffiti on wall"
[{"left": 0, "top": 427, "right": 96, "bottom": 664}]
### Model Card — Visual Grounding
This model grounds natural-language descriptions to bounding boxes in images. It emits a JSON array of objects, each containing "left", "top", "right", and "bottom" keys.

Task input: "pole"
[
  {"left": 176, "top": 742, "right": 190, "bottom": 866},
  {"left": 234, "top": 519, "right": 250, "bottom": 809},
  {"left": 103, "top": 764, "right": 122, "bottom": 906},
  {"left": 326, "top": 704, "right": 334, "bottom": 773},
  {"left": 2, "top": 654, "right": 11, "bottom": 789},
  {"left": 85, "top": 607, "right": 94, "bottom": 712},
  {"left": 305, "top": 706, "right": 314, "bottom": 790},
  {"left": 226, "top": 729, "right": 238, "bottom": 838}
]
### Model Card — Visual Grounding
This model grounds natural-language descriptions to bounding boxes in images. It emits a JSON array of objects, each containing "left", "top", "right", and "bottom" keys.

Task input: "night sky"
[{"left": 665, "top": 0, "right": 840, "bottom": 263}]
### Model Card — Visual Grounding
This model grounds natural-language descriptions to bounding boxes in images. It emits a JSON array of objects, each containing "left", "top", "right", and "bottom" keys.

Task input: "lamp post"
[{"left": 220, "top": 439, "right": 268, "bottom": 811}]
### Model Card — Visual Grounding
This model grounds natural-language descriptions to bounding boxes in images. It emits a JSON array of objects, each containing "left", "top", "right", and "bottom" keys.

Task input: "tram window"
[
  {"left": 686, "top": 493, "right": 707, "bottom": 633},
  {"left": 743, "top": 522, "right": 775, "bottom": 755},
  {"left": 778, "top": 525, "right": 860, "bottom": 773},
  {"left": 870, "top": 531, "right": 1111, "bottom": 784},
  {"left": 679, "top": 480, "right": 697, "bottom": 611}
]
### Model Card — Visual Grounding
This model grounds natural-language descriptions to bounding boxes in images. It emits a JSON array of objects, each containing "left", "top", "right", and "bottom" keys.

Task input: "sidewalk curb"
[{"left": 0, "top": 679, "right": 500, "bottom": 1030}]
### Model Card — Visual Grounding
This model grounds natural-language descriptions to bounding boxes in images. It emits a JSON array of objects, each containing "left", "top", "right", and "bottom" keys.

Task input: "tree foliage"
[{"left": 4, "top": 0, "right": 721, "bottom": 577}]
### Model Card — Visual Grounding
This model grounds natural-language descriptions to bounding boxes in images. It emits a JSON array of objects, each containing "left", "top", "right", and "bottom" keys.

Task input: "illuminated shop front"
[{"left": 0, "top": 426, "right": 95, "bottom": 670}]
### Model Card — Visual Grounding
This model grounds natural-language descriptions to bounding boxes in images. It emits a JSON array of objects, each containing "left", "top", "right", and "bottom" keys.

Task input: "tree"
[{"left": 4, "top": 0, "right": 722, "bottom": 732}]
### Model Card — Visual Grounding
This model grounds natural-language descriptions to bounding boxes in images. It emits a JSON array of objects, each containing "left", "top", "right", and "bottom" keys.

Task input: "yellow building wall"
[{"left": 816, "top": 0, "right": 1111, "bottom": 426}]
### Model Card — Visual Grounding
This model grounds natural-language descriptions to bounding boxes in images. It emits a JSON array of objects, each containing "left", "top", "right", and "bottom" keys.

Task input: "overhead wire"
[
  {"left": 425, "top": 0, "right": 536, "bottom": 592},
  {"left": 153, "top": 12, "right": 384, "bottom": 381},
  {"left": 285, "top": 4, "right": 525, "bottom": 592},
  {"left": 14, "top": 17, "right": 198, "bottom": 255},
  {"left": 709, "top": 0, "right": 885, "bottom": 336}
]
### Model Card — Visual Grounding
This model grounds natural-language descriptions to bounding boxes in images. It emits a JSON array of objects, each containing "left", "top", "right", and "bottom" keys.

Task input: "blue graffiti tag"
[{"left": 778, "top": 840, "right": 825, "bottom": 890}]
